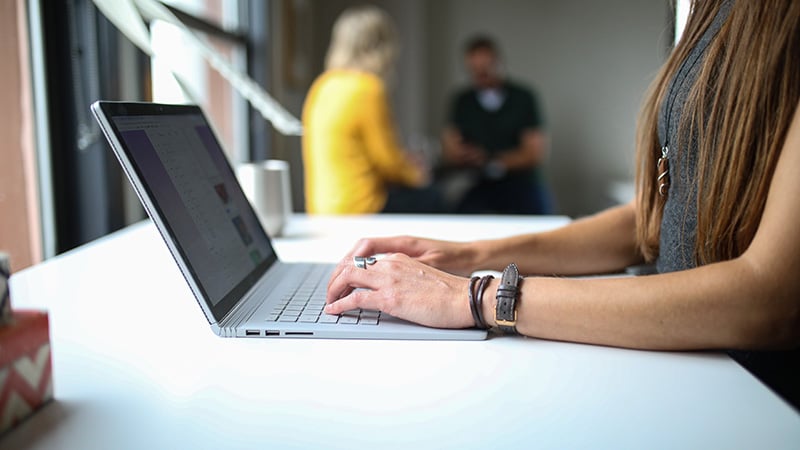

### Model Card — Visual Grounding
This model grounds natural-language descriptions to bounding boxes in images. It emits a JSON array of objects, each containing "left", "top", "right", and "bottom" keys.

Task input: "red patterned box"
[{"left": 0, "top": 310, "right": 52, "bottom": 433}]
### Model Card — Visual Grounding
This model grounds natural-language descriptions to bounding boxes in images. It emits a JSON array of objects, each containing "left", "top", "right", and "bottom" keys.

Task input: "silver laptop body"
[{"left": 91, "top": 101, "right": 487, "bottom": 340}]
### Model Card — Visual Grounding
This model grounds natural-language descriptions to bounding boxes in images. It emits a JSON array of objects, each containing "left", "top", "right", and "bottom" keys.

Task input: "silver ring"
[{"left": 353, "top": 256, "right": 377, "bottom": 269}]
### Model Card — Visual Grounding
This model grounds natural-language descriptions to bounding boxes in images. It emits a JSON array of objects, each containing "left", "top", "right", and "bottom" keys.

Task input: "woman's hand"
[
  {"left": 328, "top": 236, "right": 479, "bottom": 283},
  {"left": 325, "top": 253, "right": 475, "bottom": 329}
]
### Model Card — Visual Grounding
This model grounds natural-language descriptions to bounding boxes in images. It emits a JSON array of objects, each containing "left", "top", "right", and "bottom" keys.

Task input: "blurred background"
[
  {"left": 0, "top": 0, "right": 684, "bottom": 271},
  {"left": 303, "top": 0, "right": 673, "bottom": 216}
]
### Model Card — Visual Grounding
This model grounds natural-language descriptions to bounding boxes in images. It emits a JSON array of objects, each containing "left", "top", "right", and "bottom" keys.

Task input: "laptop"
[{"left": 92, "top": 101, "right": 487, "bottom": 340}]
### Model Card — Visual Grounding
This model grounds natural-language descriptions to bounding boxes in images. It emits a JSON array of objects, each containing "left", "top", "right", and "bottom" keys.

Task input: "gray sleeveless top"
[
  {"left": 656, "top": 0, "right": 732, "bottom": 273},
  {"left": 654, "top": 0, "right": 800, "bottom": 410}
]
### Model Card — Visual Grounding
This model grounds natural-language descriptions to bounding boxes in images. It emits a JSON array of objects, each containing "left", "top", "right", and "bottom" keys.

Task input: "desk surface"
[{"left": 5, "top": 214, "right": 799, "bottom": 449}]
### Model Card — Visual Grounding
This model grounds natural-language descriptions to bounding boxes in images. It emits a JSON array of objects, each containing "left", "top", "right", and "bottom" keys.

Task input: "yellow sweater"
[{"left": 302, "top": 70, "right": 423, "bottom": 214}]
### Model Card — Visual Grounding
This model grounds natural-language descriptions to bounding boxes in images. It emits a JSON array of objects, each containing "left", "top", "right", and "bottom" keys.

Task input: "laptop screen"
[{"left": 98, "top": 103, "right": 277, "bottom": 322}]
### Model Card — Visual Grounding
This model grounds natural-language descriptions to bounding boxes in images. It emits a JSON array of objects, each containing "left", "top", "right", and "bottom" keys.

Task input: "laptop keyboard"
[{"left": 267, "top": 265, "right": 381, "bottom": 325}]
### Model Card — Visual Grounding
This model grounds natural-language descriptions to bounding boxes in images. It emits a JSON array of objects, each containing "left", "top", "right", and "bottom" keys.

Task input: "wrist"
[
  {"left": 466, "top": 240, "right": 493, "bottom": 271},
  {"left": 460, "top": 277, "right": 479, "bottom": 328}
]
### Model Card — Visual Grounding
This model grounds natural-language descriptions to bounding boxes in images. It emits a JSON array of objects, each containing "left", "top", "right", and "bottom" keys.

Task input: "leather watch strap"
[{"left": 495, "top": 263, "right": 521, "bottom": 334}]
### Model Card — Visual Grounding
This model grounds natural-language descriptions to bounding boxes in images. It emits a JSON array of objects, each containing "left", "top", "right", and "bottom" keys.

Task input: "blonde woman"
[
  {"left": 302, "top": 6, "right": 439, "bottom": 214},
  {"left": 325, "top": 0, "right": 800, "bottom": 407}
]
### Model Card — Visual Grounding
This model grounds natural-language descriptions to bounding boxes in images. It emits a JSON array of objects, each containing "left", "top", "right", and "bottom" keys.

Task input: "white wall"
[{"left": 292, "top": 0, "right": 672, "bottom": 216}]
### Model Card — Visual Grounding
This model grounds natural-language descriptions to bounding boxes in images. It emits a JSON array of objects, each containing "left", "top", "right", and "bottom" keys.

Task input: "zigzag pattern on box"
[{"left": 0, "top": 344, "right": 53, "bottom": 429}]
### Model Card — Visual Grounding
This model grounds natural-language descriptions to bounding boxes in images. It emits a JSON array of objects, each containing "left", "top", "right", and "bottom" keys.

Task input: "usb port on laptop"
[{"left": 245, "top": 329, "right": 260, "bottom": 336}]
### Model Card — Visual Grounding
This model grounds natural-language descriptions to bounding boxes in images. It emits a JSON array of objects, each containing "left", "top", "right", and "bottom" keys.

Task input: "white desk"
[{"left": 4, "top": 214, "right": 799, "bottom": 449}]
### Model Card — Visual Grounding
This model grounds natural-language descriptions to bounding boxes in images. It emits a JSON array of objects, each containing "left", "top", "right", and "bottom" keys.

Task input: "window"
[
  {"left": 26, "top": 0, "right": 272, "bottom": 256},
  {"left": 151, "top": 0, "right": 250, "bottom": 162},
  {"left": 675, "top": 0, "right": 691, "bottom": 44}
]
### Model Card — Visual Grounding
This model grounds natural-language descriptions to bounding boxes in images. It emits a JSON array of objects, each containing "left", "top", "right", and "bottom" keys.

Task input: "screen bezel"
[{"left": 92, "top": 101, "right": 278, "bottom": 324}]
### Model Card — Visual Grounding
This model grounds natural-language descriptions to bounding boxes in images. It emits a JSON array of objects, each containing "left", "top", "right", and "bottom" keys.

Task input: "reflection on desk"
[{"left": 5, "top": 214, "right": 799, "bottom": 450}]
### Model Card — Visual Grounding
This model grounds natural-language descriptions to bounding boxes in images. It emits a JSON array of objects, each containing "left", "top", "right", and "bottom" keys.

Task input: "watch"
[{"left": 495, "top": 263, "right": 521, "bottom": 334}]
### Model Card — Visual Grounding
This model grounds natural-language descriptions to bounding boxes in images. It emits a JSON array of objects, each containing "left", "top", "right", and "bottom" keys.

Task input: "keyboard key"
[
  {"left": 278, "top": 316, "right": 298, "bottom": 322},
  {"left": 299, "top": 314, "right": 320, "bottom": 323},
  {"left": 319, "top": 314, "right": 339, "bottom": 324},
  {"left": 339, "top": 314, "right": 359, "bottom": 324},
  {"left": 360, "top": 317, "right": 379, "bottom": 325},
  {"left": 267, "top": 313, "right": 280, "bottom": 322}
]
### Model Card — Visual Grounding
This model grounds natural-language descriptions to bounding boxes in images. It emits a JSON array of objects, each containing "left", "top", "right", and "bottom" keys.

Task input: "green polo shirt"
[{"left": 449, "top": 80, "right": 544, "bottom": 159}]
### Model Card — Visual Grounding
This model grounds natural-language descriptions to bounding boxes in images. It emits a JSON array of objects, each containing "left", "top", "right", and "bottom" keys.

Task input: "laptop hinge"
[{"left": 217, "top": 262, "right": 291, "bottom": 332}]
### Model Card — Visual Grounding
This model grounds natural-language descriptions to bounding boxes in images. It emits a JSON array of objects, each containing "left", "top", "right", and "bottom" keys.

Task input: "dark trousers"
[
  {"left": 382, "top": 185, "right": 445, "bottom": 214},
  {"left": 455, "top": 176, "right": 553, "bottom": 215}
]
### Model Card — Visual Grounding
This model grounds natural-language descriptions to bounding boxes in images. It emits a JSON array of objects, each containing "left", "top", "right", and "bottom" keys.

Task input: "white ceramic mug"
[{"left": 236, "top": 160, "right": 293, "bottom": 237}]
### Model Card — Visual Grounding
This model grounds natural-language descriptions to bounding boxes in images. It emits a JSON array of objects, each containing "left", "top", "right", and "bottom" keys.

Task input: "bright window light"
[
  {"left": 150, "top": 0, "right": 248, "bottom": 162},
  {"left": 675, "top": 0, "right": 692, "bottom": 44}
]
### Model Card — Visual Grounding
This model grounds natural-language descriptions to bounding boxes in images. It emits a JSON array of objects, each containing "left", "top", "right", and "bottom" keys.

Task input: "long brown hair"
[{"left": 635, "top": 0, "right": 800, "bottom": 265}]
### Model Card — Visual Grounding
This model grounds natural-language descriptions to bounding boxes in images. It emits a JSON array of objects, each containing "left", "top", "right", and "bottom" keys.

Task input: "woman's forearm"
[
  {"left": 470, "top": 202, "right": 643, "bottom": 275},
  {"left": 479, "top": 255, "right": 799, "bottom": 351}
]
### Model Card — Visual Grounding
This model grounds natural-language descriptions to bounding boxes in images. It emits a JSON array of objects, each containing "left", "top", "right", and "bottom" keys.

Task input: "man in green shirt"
[{"left": 441, "top": 35, "right": 552, "bottom": 214}]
